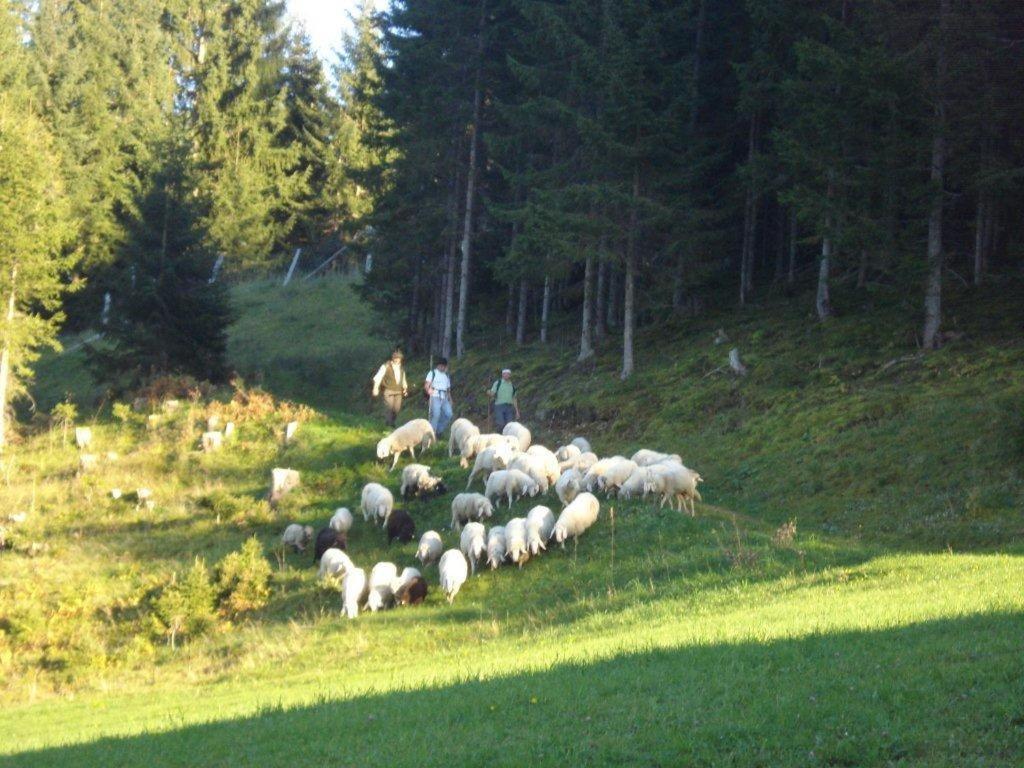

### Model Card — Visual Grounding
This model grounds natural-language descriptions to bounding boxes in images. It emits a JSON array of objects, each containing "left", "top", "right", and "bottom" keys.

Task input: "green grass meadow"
[{"left": 3, "top": 274, "right": 1022, "bottom": 766}]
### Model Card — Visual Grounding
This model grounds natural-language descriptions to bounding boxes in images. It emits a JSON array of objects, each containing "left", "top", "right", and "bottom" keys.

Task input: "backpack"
[
  {"left": 425, "top": 370, "right": 451, "bottom": 401},
  {"left": 492, "top": 379, "right": 516, "bottom": 401}
]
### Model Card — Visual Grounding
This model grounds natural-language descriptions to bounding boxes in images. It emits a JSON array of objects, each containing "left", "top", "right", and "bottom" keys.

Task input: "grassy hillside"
[{"left": 2, "top": 274, "right": 1021, "bottom": 766}]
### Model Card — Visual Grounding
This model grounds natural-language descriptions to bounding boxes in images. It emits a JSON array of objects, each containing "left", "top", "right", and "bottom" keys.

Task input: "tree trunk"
[
  {"left": 442, "top": 172, "right": 461, "bottom": 358},
  {"left": 505, "top": 283, "right": 515, "bottom": 337},
  {"left": 607, "top": 267, "right": 619, "bottom": 328},
  {"left": 739, "top": 115, "right": 760, "bottom": 306},
  {"left": 0, "top": 268, "right": 16, "bottom": 454},
  {"left": 455, "top": 0, "right": 486, "bottom": 359},
  {"left": 540, "top": 276, "right": 551, "bottom": 344},
  {"left": 578, "top": 255, "right": 595, "bottom": 361},
  {"left": 595, "top": 258, "right": 607, "bottom": 341},
  {"left": 973, "top": 195, "right": 989, "bottom": 286},
  {"left": 787, "top": 210, "right": 798, "bottom": 285},
  {"left": 408, "top": 254, "right": 423, "bottom": 354},
  {"left": 516, "top": 279, "right": 528, "bottom": 345},
  {"left": 688, "top": 0, "right": 707, "bottom": 136},
  {"left": 816, "top": 226, "right": 833, "bottom": 320},
  {"left": 621, "top": 168, "right": 640, "bottom": 380},
  {"left": 774, "top": 203, "right": 787, "bottom": 283},
  {"left": 922, "top": 0, "right": 949, "bottom": 351},
  {"left": 857, "top": 250, "right": 869, "bottom": 288}
]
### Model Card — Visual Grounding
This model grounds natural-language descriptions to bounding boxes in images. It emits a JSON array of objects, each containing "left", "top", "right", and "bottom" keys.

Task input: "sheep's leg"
[{"left": 390, "top": 453, "right": 400, "bottom": 471}]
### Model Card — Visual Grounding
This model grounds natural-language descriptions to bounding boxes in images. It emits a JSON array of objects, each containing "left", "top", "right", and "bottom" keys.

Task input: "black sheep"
[
  {"left": 396, "top": 576, "right": 428, "bottom": 606},
  {"left": 314, "top": 527, "right": 347, "bottom": 562},
  {"left": 386, "top": 509, "right": 416, "bottom": 544}
]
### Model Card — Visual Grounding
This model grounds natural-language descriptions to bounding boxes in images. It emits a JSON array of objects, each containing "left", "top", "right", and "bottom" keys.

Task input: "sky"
[{"left": 286, "top": 0, "right": 381, "bottom": 63}]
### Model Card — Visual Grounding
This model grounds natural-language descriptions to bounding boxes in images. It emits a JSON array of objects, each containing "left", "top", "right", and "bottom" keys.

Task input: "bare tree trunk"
[
  {"left": 595, "top": 258, "right": 607, "bottom": 341},
  {"left": 456, "top": 0, "right": 486, "bottom": 359},
  {"left": 607, "top": 267, "right": 619, "bottom": 329},
  {"left": 816, "top": 224, "right": 833, "bottom": 320},
  {"left": 442, "top": 171, "right": 461, "bottom": 358},
  {"left": 516, "top": 279, "right": 528, "bottom": 345},
  {"left": 923, "top": 0, "right": 949, "bottom": 350},
  {"left": 621, "top": 168, "right": 640, "bottom": 380},
  {"left": 787, "top": 210, "right": 797, "bottom": 285},
  {"left": 540, "top": 276, "right": 551, "bottom": 344},
  {"left": 0, "top": 268, "right": 16, "bottom": 453},
  {"left": 739, "top": 115, "right": 760, "bottom": 306},
  {"left": 578, "top": 255, "right": 595, "bottom": 361}
]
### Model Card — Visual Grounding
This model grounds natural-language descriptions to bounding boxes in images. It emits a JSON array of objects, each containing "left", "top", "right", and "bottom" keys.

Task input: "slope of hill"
[{"left": 3, "top": 273, "right": 1020, "bottom": 766}]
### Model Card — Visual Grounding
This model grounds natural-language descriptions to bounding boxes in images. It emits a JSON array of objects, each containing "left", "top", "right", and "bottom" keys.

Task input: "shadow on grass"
[{"left": 4, "top": 612, "right": 1021, "bottom": 767}]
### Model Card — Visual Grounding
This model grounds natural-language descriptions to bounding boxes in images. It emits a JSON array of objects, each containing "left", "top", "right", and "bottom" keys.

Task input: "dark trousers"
[
  {"left": 383, "top": 391, "right": 403, "bottom": 427},
  {"left": 494, "top": 403, "right": 516, "bottom": 432}
]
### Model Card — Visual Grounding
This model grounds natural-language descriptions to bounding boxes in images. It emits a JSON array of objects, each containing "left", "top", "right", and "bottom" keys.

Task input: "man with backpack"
[
  {"left": 424, "top": 357, "right": 453, "bottom": 436},
  {"left": 371, "top": 349, "right": 408, "bottom": 427},
  {"left": 487, "top": 368, "right": 520, "bottom": 431}
]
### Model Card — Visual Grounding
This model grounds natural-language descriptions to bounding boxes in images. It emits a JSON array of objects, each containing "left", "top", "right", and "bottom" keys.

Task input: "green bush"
[
  {"left": 216, "top": 537, "right": 272, "bottom": 617},
  {"left": 151, "top": 559, "right": 218, "bottom": 649}
]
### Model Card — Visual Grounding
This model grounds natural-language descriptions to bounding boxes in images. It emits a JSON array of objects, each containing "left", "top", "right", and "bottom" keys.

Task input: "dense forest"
[{"left": 1, "top": 0, "right": 1023, "bottom": 444}]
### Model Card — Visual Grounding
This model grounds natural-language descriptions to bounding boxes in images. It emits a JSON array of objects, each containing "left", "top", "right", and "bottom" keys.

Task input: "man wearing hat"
[
  {"left": 372, "top": 349, "right": 408, "bottom": 427},
  {"left": 487, "top": 368, "right": 520, "bottom": 431}
]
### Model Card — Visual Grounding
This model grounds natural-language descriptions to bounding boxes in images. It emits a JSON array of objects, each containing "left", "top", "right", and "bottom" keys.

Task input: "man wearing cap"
[
  {"left": 487, "top": 368, "right": 520, "bottom": 432},
  {"left": 424, "top": 357, "right": 454, "bottom": 436},
  {"left": 372, "top": 349, "right": 408, "bottom": 427}
]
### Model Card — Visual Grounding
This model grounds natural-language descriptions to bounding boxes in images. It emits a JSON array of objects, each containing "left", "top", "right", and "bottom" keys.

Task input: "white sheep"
[
  {"left": 439, "top": 549, "right": 469, "bottom": 604},
  {"left": 376, "top": 418, "right": 437, "bottom": 470},
  {"left": 342, "top": 567, "right": 368, "bottom": 619},
  {"left": 555, "top": 468, "right": 583, "bottom": 506},
  {"left": 631, "top": 449, "right": 683, "bottom": 467},
  {"left": 281, "top": 523, "right": 314, "bottom": 553},
  {"left": 502, "top": 421, "right": 532, "bottom": 452},
  {"left": 329, "top": 507, "right": 353, "bottom": 534},
  {"left": 644, "top": 463, "right": 704, "bottom": 515},
  {"left": 582, "top": 456, "right": 638, "bottom": 496},
  {"left": 504, "top": 517, "right": 530, "bottom": 568},
  {"left": 555, "top": 443, "right": 581, "bottom": 465},
  {"left": 367, "top": 562, "right": 399, "bottom": 612},
  {"left": 392, "top": 566, "right": 422, "bottom": 594},
  {"left": 460, "top": 522, "right": 487, "bottom": 575},
  {"left": 416, "top": 530, "right": 444, "bottom": 567},
  {"left": 318, "top": 548, "right": 355, "bottom": 580},
  {"left": 484, "top": 469, "right": 541, "bottom": 509},
  {"left": 576, "top": 452, "right": 599, "bottom": 472},
  {"left": 525, "top": 505, "right": 556, "bottom": 556},
  {"left": 486, "top": 526, "right": 507, "bottom": 570},
  {"left": 465, "top": 442, "right": 516, "bottom": 489},
  {"left": 570, "top": 437, "right": 592, "bottom": 454},
  {"left": 450, "top": 492, "right": 494, "bottom": 531},
  {"left": 461, "top": 433, "right": 521, "bottom": 468},
  {"left": 552, "top": 492, "right": 600, "bottom": 547},
  {"left": 525, "top": 445, "right": 561, "bottom": 485},
  {"left": 617, "top": 466, "right": 653, "bottom": 501},
  {"left": 448, "top": 418, "right": 480, "bottom": 458},
  {"left": 400, "top": 463, "right": 446, "bottom": 497},
  {"left": 507, "top": 453, "right": 551, "bottom": 495},
  {"left": 360, "top": 483, "right": 394, "bottom": 526}
]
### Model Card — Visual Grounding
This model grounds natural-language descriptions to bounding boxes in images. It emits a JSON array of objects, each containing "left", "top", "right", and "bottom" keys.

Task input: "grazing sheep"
[
  {"left": 438, "top": 549, "right": 469, "bottom": 604},
  {"left": 318, "top": 548, "right": 355, "bottom": 579},
  {"left": 484, "top": 469, "right": 541, "bottom": 509},
  {"left": 465, "top": 443, "right": 516, "bottom": 489},
  {"left": 631, "top": 449, "right": 683, "bottom": 467},
  {"left": 342, "top": 567, "right": 368, "bottom": 619},
  {"left": 582, "top": 456, "right": 639, "bottom": 496},
  {"left": 448, "top": 418, "right": 480, "bottom": 458},
  {"left": 507, "top": 454, "right": 551, "bottom": 495},
  {"left": 617, "top": 466, "right": 653, "bottom": 501},
  {"left": 460, "top": 433, "right": 519, "bottom": 468},
  {"left": 555, "top": 468, "right": 583, "bottom": 506},
  {"left": 282, "top": 523, "right": 314, "bottom": 553},
  {"left": 314, "top": 527, "right": 348, "bottom": 561},
  {"left": 644, "top": 463, "right": 704, "bottom": 515},
  {"left": 570, "top": 437, "right": 592, "bottom": 454},
  {"left": 551, "top": 492, "right": 600, "bottom": 547},
  {"left": 504, "top": 518, "right": 530, "bottom": 568},
  {"left": 75, "top": 427, "right": 92, "bottom": 449},
  {"left": 360, "top": 483, "right": 394, "bottom": 526},
  {"left": 386, "top": 508, "right": 416, "bottom": 544},
  {"left": 502, "top": 421, "right": 532, "bottom": 452},
  {"left": 400, "top": 463, "right": 447, "bottom": 498},
  {"left": 329, "top": 507, "right": 353, "bottom": 534},
  {"left": 450, "top": 493, "right": 494, "bottom": 532},
  {"left": 395, "top": 576, "right": 428, "bottom": 606},
  {"left": 376, "top": 419, "right": 437, "bottom": 470},
  {"left": 367, "top": 562, "right": 399, "bottom": 612},
  {"left": 392, "top": 566, "right": 423, "bottom": 595},
  {"left": 576, "top": 452, "right": 599, "bottom": 472},
  {"left": 416, "top": 530, "right": 444, "bottom": 567},
  {"left": 525, "top": 445, "right": 561, "bottom": 485},
  {"left": 555, "top": 443, "right": 581, "bottom": 465},
  {"left": 460, "top": 522, "right": 487, "bottom": 575},
  {"left": 486, "top": 526, "right": 507, "bottom": 570},
  {"left": 525, "top": 505, "right": 556, "bottom": 556}
]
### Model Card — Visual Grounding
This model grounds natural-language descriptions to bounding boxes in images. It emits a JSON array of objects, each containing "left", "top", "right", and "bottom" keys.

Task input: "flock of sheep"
[{"left": 281, "top": 416, "right": 703, "bottom": 619}]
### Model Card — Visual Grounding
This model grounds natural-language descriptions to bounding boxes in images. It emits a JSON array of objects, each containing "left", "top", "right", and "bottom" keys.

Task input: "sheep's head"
[
  {"left": 552, "top": 524, "right": 567, "bottom": 546},
  {"left": 478, "top": 499, "right": 494, "bottom": 519},
  {"left": 376, "top": 437, "right": 391, "bottom": 460},
  {"left": 367, "top": 589, "right": 385, "bottom": 612}
]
